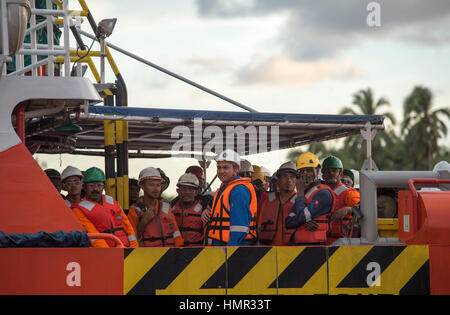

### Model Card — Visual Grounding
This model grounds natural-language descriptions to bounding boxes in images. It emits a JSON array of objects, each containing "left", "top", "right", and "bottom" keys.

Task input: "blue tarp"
[{"left": 0, "top": 230, "right": 90, "bottom": 248}]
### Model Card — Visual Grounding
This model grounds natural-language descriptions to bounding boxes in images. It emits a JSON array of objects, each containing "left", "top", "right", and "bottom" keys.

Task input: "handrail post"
[
  {"left": 1, "top": 0, "right": 9, "bottom": 57},
  {"left": 62, "top": 0, "right": 69, "bottom": 77},
  {"left": 46, "top": 0, "right": 53, "bottom": 76}
]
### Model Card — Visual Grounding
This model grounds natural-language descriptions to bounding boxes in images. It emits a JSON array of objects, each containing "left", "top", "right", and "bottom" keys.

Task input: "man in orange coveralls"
[{"left": 72, "top": 167, "right": 138, "bottom": 248}]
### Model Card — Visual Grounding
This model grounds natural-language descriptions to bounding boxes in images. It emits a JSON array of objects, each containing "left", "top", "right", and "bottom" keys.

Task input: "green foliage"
[
  {"left": 402, "top": 86, "right": 450, "bottom": 170},
  {"left": 287, "top": 86, "right": 450, "bottom": 171}
]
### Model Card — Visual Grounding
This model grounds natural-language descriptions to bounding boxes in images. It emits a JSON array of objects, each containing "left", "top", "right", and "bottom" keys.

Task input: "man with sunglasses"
[{"left": 72, "top": 167, "right": 138, "bottom": 248}]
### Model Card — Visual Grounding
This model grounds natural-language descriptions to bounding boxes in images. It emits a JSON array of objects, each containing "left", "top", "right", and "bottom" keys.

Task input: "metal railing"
[
  {"left": 4, "top": 0, "right": 70, "bottom": 76},
  {"left": 4, "top": 0, "right": 119, "bottom": 90}
]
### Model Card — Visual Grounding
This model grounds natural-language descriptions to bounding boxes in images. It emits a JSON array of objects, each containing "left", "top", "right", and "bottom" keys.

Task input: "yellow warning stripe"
[
  {"left": 156, "top": 247, "right": 226, "bottom": 295},
  {"left": 378, "top": 245, "right": 429, "bottom": 294},
  {"left": 328, "top": 245, "right": 429, "bottom": 295},
  {"left": 227, "top": 247, "right": 277, "bottom": 295},
  {"left": 328, "top": 246, "right": 372, "bottom": 295},
  {"left": 277, "top": 246, "right": 328, "bottom": 295},
  {"left": 123, "top": 245, "right": 429, "bottom": 295},
  {"left": 123, "top": 248, "right": 169, "bottom": 295}
]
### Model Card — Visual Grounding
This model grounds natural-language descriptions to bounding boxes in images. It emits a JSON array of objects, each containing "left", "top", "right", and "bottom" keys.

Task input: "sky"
[{"left": 35, "top": 0, "right": 450, "bottom": 197}]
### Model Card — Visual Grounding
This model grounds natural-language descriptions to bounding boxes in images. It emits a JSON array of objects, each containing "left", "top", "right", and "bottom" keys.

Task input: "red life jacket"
[
  {"left": 328, "top": 183, "right": 354, "bottom": 238},
  {"left": 293, "top": 184, "right": 335, "bottom": 244},
  {"left": 207, "top": 178, "right": 257, "bottom": 243},
  {"left": 258, "top": 191, "right": 297, "bottom": 245},
  {"left": 172, "top": 199, "right": 205, "bottom": 247},
  {"left": 77, "top": 195, "right": 130, "bottom": 247},
  {"left": 139, "top": 199, "right": 182, "bottom": 247},
  {"left": 257, "top": 190, "right": 268, "bottom": 220}
]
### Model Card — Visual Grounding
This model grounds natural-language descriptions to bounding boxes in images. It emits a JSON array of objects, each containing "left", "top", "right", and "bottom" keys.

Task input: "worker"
[
  {"left": 252, "top": 166, "right": 267, "bottom": 194},
  {"left": 238, "top": 160, "right": 254, "bottom": 179},
  {"left": 172, "top": 173, "right": 210, "bottom": 247},
  {"left": 182, "top": 165, "right": 215, "bottom": 231},
  {"left": 186, "top": 165, "right": 214, "bottom": 208},
  {"left": 157, "top": 168, "right": 170, "bottom": 196},
  {"left": 132, "top": 167, "right": 183, "bottom": 247},
  {"left": 205, "top": 149, "right": 258, "bottom": 246},
  {"left": 261, "top": 166, "right": 271, "bottom": 191},
  {"left": 258, "top": 162, "right": 297, "bottom": 245},
  {"left": 44, "top": 168, "right": 62, "bottom": 194},
  {"left": 321, "top": 156, "right": 360, "bottom": 242},
  {"left": 72, "top": 167, "right": 139, "bottom": 248},
  {"left": 186, "top": 165, "right": 206, "bottom": 190},
  {"left": 377, "top": 188, "right": 397, "bottom": 218},
  {"left": 341, "top": 169, "right": 355, "bottom": 188},
  {"left": 285, "top": 152, "right": 335, "bottom": 245},
  {"left": 61, "top": 166, "right": 83, "bottom": 208},
  {"left": 128, "top": 178, "right": 140, "bottom": 208},
  {"left": 251, "top": 165, "right": 269, "bottom": 219},
  {"left": 269, "top": 172, "right": 279, "bottom": 193}
]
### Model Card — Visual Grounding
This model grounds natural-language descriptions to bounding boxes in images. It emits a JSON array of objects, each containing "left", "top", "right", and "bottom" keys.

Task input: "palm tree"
[
  {"left": 402, "top": 86, "right": 450, "bottom": 169},
  {"left": 340, "top": 88, "right": 396, "bottom": 126},
  {"left": 339, "top": 88, "right": 397, "bottom": 170}
]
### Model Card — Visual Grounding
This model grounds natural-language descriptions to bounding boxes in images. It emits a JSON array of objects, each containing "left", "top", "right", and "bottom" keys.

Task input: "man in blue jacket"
[{"left": 205, "top": 149, "right": 258, "bottom": 246}]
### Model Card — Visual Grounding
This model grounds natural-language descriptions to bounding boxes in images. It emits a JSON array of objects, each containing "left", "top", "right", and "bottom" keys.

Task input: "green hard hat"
[
  {"left": 44, "top": 168, "right": 61, "bottom": 179},
  {"left": 322, "top": 156, "right": 343, "bottom": 170},
  {"left": 84, "top": 167, "right": 106, "bottom": 182},
  {"left": 343, "top": 169, "right": 354, "bottom": 182}
]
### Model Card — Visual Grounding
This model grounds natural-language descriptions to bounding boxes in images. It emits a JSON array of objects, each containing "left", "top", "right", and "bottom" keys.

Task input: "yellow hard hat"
[
  {"left": 296, "top": 152, "right": 321, "bottom": 170},
  {"left": 251, "top": 165, "right": 266, "bottom": 183}
]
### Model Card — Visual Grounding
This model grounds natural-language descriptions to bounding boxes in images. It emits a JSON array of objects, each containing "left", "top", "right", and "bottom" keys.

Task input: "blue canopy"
[
  {"left": 59, "top": 105, "right": 385, "bottom": 158},
  {"left": 31, "top": 105, "right": 384, "bottom": 158},
  {"left": 88, "top": 105, "right": 383, "bottom": 125}
]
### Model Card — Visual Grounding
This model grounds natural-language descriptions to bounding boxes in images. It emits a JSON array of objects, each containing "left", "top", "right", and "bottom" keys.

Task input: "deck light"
[{"left": 96, "top": 18, "right": 117, "bottom": 39}]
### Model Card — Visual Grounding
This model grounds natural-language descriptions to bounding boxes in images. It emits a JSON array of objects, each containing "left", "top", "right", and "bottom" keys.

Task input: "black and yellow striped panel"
[
  {"left": 276, "top": 246, "right": 328, "bottom": 295},
  {"left": 328, "top": 245, "right": 429, "bottom": 295},
  {"left": 123, "top": 245, "right": 429, "bottom": 295},
  {"left": 124, "top": 247, "right": 227, "bottom": 295},
  {"left": 224, "top": 247, "right": 277, "bottom": 295},
  {"left": 123, "top": 247, "right": 328, "bottom": 295}
]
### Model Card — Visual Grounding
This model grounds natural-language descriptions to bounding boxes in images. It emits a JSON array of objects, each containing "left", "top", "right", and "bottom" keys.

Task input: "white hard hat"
[
  {"left": 277, "top": 161, "right": 297, "bottom": 176},
  {"left": 351, "top": 169, "right": 360, "bottom": 189},
  {"left": 433, "top": 161, "right": 450, "bottom": 173},
  {"left": 216, "top": 149, "right": 241, "bottom": 166},
  {"left": 61, "top": 166, "right": 83, "bottom": 183},
  {"left": 138, "top": 167, "right": 162, "bottom": 184},
  {"left": 261, "top": 166, "right": 271, "bottom": 177},
  {"left": 177, "top": 173, "right": 200, "bottom": 188},
  {"left": 240, "top": 160, "right": 254, "bottom": 173}
]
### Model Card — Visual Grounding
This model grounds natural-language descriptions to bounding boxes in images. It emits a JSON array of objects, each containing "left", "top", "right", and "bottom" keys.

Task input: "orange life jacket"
[
  {"left": 172, "top": 199, "right": 205, "bottom": 247},
  {"left": 293, "top": 184, "right": 335, "bottom": 244},
  {"left": 76, "top": 195, "right": 136, "bottom": 247},
  {"left": 207, "top": 178, "right": 257, "bottom": 243},
  {"left": 328, "top": 183, "right": 356, "bottom": 238},
  {"left": 258, "top": 191, "right": 297, "bottom": 245},
  {"left": 138, "top": 199, "right": 183, "bottom": 247}
]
